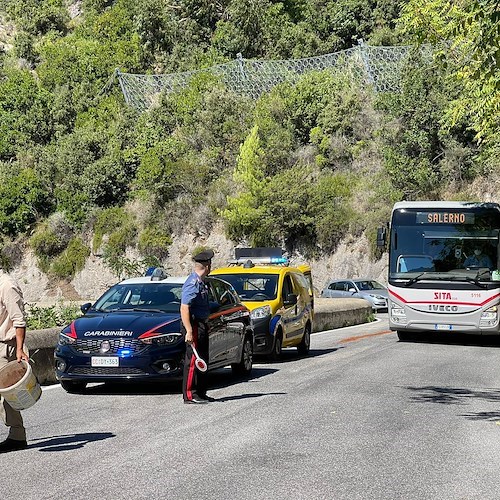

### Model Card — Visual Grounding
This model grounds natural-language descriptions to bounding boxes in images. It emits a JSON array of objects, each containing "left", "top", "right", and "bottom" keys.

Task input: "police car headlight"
[
  {"left": 59, "top": 333, "right": 76, "bottom": 345},
  {"left": 250, "top": 305, "right": 271, "bottom": 320},
  {"left": 140, "top": 333, "right": 183, "bottom": 345}
]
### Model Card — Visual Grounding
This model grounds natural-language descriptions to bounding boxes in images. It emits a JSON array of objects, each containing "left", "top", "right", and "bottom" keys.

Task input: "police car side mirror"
[
  {"left": 81, "top": 302, "right": 92, "bottom": 314},
  {"left": 284, "top": 294, "right": 298, "bottom": 306}
]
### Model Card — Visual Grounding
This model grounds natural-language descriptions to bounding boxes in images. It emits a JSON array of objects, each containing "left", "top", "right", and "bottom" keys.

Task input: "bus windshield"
[{"left": 389, "top": 206, "right": 500, "bottom": 282}]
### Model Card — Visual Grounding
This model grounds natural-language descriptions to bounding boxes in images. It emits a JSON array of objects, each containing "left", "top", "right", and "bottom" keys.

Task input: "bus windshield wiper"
[
  {"left": 455, "top": 270, "right": 490, "bottom": 288},
  {"left": 457, "top": 276, "right": 488, "bottom": 289},
  {"left": 404, "top": 272, "right": 430, "bottom": 286}
]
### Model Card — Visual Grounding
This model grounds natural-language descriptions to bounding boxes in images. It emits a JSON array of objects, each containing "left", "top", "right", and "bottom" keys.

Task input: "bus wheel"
[{"left": 397, "top": 330, "right": 414, "bottom": 342}]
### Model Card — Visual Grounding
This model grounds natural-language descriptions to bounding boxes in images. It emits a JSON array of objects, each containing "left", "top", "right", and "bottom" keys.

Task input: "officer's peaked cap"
[{"left": 193, "top": 249, "right": 214, "bottom": 262}]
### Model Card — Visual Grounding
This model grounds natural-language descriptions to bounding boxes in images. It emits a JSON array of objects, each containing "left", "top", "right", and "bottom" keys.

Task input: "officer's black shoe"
[
  {"left": 199, "top": 394, "right": 216, "bottom": 402},
  {"left": 184, "top": 396, "right": 208, "bottom": 404},
  {"left": 0, "top": 438, "right": 28, "bottom": 453}
]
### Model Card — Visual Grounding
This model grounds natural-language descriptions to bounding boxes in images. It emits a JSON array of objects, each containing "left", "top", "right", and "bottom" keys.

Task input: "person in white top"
[{"left": 0, "top": 271, "right": 29, "bottom": 453}]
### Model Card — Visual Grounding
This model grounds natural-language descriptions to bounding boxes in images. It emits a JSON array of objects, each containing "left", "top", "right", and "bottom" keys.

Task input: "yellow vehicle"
[{"left": 211, "top": 249, "right": 314, "bottom": 359}]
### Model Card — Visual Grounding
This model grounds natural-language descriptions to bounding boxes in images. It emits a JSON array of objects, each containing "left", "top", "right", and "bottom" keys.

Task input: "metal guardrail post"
[{"left": 357, "top": 39, "right": 375, "bottom": 86}]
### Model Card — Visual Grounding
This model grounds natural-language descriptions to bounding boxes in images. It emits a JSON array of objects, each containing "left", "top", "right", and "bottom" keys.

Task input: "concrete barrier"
[
  {"left": 313, "top": 298, "right": 373, "bottom": 332},
  {"left": 25, "top": 327, "right": 61, "bottom": 386},
  {"left": 26, "top": 298, "right": 373, "bottom": 385}
]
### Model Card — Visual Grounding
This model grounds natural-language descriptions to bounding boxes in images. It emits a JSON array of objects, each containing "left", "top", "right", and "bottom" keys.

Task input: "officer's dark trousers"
[{"left": 182, "top": 320, "right": 209, "bottom": 401}]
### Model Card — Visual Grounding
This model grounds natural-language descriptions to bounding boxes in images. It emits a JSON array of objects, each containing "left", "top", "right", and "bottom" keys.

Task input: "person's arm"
[
  {"left": 181, "top": 304, "right": 193, "bottom": 344},
  {"left": 3, "top": 284, "right": 28, "bottom": 362},
  {"left": 15, "top": 327, "right": 28, "bottom": 362}
]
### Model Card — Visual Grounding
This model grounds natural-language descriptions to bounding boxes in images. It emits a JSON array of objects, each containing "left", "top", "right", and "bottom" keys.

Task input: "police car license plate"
[
  {"left": 91, "top": 356, "right": 119, "bottom": 367},
  {"left": 435, "top": 324, "right": 452, "bottom": 331}
]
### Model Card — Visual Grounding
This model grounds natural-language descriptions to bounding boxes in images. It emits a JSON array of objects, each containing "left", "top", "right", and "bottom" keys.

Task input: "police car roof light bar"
[{"left": 145, "top": 267, "right": 168, "bottom": 281}]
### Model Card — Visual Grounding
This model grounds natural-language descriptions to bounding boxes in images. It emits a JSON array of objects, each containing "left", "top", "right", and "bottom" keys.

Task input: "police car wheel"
[
  {"left": 297, "top": 324, "right": 311, "bottom": 355},
  {"left": 61, "top": 380, "right": 87, "bottom": 394},
  {"left": 270, "top": 332, "right": 282, "bottom": 361},
  {"left": 231, "top": 336, "right": 253, "bottom": 375}
]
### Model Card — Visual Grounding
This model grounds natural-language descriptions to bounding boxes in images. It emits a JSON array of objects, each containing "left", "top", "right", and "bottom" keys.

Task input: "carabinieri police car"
[{"left": 54, "top": 268, "right": 253, "bottom": 393}]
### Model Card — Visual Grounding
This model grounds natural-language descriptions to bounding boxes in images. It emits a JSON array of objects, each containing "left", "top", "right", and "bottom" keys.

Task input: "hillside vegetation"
[{"left": 0, "top": 0, "right": 497, "bottom": 278}]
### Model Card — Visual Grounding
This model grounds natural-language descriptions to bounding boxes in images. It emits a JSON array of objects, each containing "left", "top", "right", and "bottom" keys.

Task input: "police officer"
[{"left": 181, "top": 249, "right": 214, "bottom": 404}]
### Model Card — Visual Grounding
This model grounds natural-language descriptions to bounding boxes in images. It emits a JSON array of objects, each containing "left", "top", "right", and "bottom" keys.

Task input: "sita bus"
[{"left": 377, "top": 201, "right": 500, "bottom": 340}]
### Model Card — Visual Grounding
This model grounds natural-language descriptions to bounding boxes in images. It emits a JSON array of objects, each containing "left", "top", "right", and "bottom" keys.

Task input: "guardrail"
[{"left": 27, "top": 298, "right": 373, "bottom": 385}]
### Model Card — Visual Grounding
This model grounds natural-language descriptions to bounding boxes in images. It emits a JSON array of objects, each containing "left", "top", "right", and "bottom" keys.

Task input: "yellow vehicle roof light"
[
  {"left": 229, "top": 256, "right": 289, "bottom": 266},
  {"left": 231, "top": 248, "right": 289, "bottom": 266}
]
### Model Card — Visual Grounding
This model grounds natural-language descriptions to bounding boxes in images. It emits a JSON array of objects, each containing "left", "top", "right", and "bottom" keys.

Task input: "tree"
[
  {"left": 400, "top": 0, "right": 500, "bottom": 143},
  {"left": 221, "top": 125, "right": 267, "bottom": 241}
]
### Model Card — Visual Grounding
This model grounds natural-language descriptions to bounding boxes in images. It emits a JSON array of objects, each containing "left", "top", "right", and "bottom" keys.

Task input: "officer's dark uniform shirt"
[{"left": 181, "top": 272, "right": 210, "bottom": 320}]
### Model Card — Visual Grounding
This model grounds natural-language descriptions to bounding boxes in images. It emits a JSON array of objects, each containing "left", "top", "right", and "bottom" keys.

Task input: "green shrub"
[
  {"left": 0, "top": 69, "right": 55, "bottom": 160},
  {"left": 92, "top": 206, "right": 131, "bottom": 253},
  {"left": 29, "top": 223, "right": 67, "bottom": 258},
  {"left": 310, "top": 172, "right": 356, "bottom": 252},
  {"left": 26, "top": 302, "right": 81, "bottom": 330},
  {"left": 138, "top": 226, "right": 172, "bottom": 259},
  {"left": 51, "top": 237, "right": 90, "bottom": 278},
  {"left": 103, "top": 224, "right": 137, "bottom": 260},
  {"left": 102, "top": 255, "right": 161, "bottom": 280},
  {"left": 0, "top": 167, "right": 51, "bottom": 236}
]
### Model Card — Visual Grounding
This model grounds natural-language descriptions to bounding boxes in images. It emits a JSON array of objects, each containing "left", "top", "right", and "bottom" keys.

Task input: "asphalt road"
[{"left": 3, "top": 314, "right": 500, "bottom": 500}]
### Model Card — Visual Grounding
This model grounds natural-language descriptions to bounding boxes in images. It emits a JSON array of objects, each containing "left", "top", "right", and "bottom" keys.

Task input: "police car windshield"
[
  {"left": 214, "top": 274, "right": 279, "bottom": 301},
  {"left": 92, "top": 283, "right": 182, "bottom": 313}
]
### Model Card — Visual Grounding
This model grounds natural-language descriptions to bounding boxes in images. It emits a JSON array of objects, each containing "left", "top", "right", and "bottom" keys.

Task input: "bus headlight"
[
  {"left": 390, "top": 306, "right": 407, "bottom": 324},
  {"left": 480, "top": 306, "right": 498, "bottom": 327}
]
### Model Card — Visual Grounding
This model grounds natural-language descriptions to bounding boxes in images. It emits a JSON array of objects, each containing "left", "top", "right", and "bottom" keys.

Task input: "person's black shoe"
[
  {"left": 184, "top": 396, "right": 208, "bottom": 404},
  {"left": 0, "top": 438, "right": 28, "bottom": 453},
  {"left": 199, "top": 394, "right": 216, "bottom": 402}
]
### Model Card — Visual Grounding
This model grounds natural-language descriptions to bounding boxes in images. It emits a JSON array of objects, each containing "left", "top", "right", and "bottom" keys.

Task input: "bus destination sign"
[{"left": 416, "top": 212, "right": 475, "bottom": 224}]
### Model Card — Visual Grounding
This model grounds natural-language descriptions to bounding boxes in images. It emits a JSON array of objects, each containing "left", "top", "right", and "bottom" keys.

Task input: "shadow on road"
[
  {"left": 399, "top": 332, "right": 500, "bottom": 347},
  {"left": 28, "top": 432, "right": 115, "bottom": 452},
  {"left": 84, "top": 380, "right": 181, "bottom": 396},
  {"left": 404, "top": 385, "right": 500, "bottom": 421},
  {"left": 212, "top": 392, "right": 287, "bottom": 402},
  {"left": 255, "top": 346, "right": 342, "bottom": 365},
  {"left": 82, "top": 366, "right": 278, "bottom": 396},
  {"left": 405, "top": 385, "right": 500, "bottom": 405}
]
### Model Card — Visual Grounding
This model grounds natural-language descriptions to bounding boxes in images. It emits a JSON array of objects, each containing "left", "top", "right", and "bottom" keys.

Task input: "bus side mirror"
[{"left": 376, "top": 227, "right": 387, "bottom": 248}]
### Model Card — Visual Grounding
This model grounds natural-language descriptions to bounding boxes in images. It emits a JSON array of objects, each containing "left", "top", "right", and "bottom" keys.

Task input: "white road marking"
[{"left": 311, "top": 316, "right": 383, "bottom": 336}]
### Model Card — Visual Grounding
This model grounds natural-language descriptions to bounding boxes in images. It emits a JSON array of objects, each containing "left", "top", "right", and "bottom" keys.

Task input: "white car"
[{"left": 321, "top": 279, "right": 388, "bottom": 311}]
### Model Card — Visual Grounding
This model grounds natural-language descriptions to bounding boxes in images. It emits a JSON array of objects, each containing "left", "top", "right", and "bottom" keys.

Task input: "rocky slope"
[{"left": 14, "top": 223, "right": 387, "bottom": 305}]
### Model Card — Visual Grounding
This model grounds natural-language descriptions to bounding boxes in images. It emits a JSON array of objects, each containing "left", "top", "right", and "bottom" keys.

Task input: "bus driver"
[{"left": 463, "top": 248, "right": 493, "bottom": 270}]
